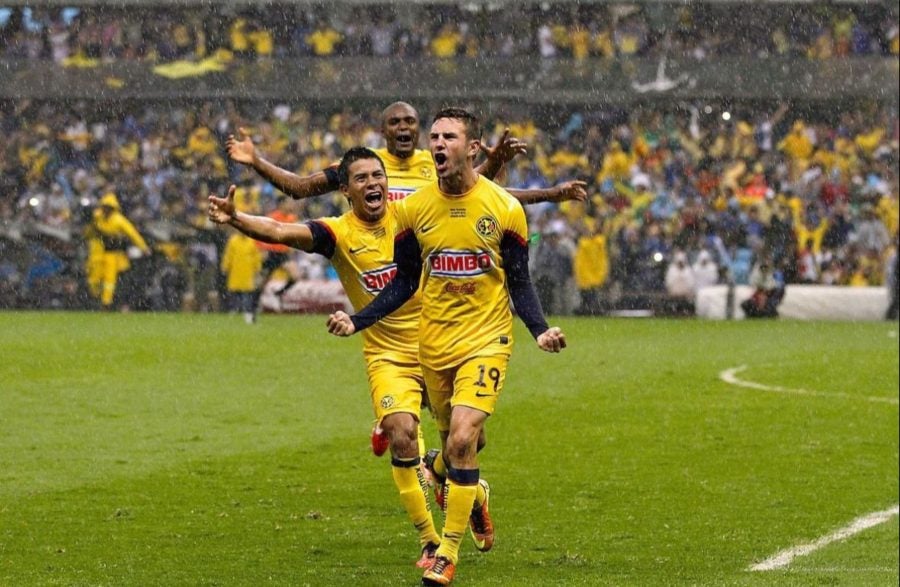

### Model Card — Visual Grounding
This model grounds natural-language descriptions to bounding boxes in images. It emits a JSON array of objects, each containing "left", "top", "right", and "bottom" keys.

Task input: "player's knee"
[
  {"left": 382, "top": 413, "right": 418, "bottom": 457},
  {"left": 445, "top": 428, "right": 479, "bottom": 462}
]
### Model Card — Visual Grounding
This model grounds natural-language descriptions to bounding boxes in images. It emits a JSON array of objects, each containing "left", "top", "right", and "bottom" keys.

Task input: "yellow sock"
[
  {"left": 474, "top": 481, "right": 486, "bottom": 507},
  {"left": 432, "top": 450, "right": 448, "bottom": 481},
  {"left": 430, "top": 452, "right": 484, "bottom": 504},
  {"left": 417, "top": 423, "right": 426, "bottom": 458},
  {"left": 436, "top": 471, "right": 479, "bottom": 564},
  {"left": 392, "top": 457, "right": 440, "bottom": 547}
]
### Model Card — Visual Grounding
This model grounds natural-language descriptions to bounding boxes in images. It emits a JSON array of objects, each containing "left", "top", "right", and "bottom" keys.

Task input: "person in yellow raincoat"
[
  {"left": 573, "top": 216, "right": 609, "bottom": 315},
  {"left": 89, "top": 193, "right": 150, "bottom": 308},
  {"left": 220, "top": 230, "right": 263, "bottom": 323}
]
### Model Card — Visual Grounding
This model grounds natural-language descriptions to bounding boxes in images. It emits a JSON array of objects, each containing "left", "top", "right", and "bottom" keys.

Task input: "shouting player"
[
  {"left": 209, "top": 147, "right": 443, "bottom": 569},
  {"left": 327, "top": 108, "right": 566, "bottom": 586},
  {"left": 227, "top": 102, "right": 585, "bottom": 454}
]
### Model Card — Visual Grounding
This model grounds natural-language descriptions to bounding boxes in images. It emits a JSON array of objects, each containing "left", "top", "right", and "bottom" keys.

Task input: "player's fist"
[
  {"left": 327, "top": 311, "right": 356, "bottom": 337},
  {"left": 537, "top": 326, "right": 566, "bottom": 353}
]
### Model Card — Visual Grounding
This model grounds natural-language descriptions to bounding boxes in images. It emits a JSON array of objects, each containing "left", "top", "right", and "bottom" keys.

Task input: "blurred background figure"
[
  {"left": 252, "top": 196, "right": 301, "bottom": 317},
  {"left": 88, "top": 192, "right": 150, "bottom": 310},
  {"left": 692, "top": 249, "right": 720, "bottom": 291},
  {"left": 664, "top": 250, "right": 696, "bottom": 316},
  {"left": 741, "top": 256, "right": 785, "bottom": 318},
  {"left": 886, "top": 237, "right": 899, "bottom": 321},
  {"left": 531, "top": 219, "right": 574, "bottom": 315},
  {"left": 220, "top": 228, "right": 262, "bottom": 324},
  {"left": 573, "top": 216, "right": 609, "bottom": 316}
]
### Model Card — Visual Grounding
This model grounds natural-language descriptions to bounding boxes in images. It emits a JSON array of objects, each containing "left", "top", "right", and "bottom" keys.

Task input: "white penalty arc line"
[
  {"left": 719, "top": 365, "right": 899, "bottom": 406},
  {"left": 749, "top": 505, "right": 900, "bottom": 571}
]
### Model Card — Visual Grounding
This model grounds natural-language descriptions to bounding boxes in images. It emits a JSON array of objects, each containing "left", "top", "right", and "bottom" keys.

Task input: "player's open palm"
[
  {"left": 327, "top": 311, "right": 356, "bottom": 337},
  {"left": 226, "top": 127, "right": 256, "bottom": 165},
  {"left": 537, "top": 326, "right": 566, "bottom": 353},
  {"left": 481, "top": 129, "right": 528, "bottom": 165},
  {"left": 207, "top": 185, "right": 237, "bottom": 224}
]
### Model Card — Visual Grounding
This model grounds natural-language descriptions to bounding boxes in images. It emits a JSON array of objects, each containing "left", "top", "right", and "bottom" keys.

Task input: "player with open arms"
[
  {"left": 327, "top": 109, "right": 566, "bottom": 586},
  {"left": 208, "top": 148, "right": 442, "bottom": 570},
  {"left": 226, "top": 101, "right": 588, "bottom": 209},
  {"left": 227, "top": 102, "right": 585, "bottom": 456}
]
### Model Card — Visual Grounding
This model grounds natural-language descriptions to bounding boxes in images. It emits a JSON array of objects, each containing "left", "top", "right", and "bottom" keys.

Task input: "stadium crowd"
[
  {"left": 1, "top": 2, "right": 897, "bottom": 63},
  {"left": 1, "top": 98, "right": 898, "bottom": 314}
]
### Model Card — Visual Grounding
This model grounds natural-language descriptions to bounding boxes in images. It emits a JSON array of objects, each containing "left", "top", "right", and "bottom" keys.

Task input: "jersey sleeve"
[
  {"left": 305, "top": 219, "right": 337, "bottom": 259},
  {"left": 350, "top": 227, "right": 421, "bottom": 332},
  {"left": 350, "top": 201, "right": 420, "bottom": 332},
  {"left": 500, "top": 202, "right": 549, "bottom": 339}
]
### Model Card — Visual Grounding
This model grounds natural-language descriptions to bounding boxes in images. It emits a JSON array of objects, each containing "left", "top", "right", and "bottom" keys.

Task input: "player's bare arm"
[
  {"left": 475, "top": 128, "right": 527, "bottom": 181},
  {"left": 225, "top": 127, "right": 338, "bottom": 200},
  {"left": 208, "top": 185, "right": 315, "bottom": 251},
  {"left": 508, "top": 180, "right": 589, "bottom": 205}
]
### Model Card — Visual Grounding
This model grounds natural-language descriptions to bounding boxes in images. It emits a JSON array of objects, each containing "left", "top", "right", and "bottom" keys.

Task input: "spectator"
[
  {"left": 532, "top": 220, "right": 574, "bottom": 315},
  {"left": 664, "top": 250, "right": 696, "bottom": 315},
  {"left": 573, "top": 216, "right": 609, "bottom": 315},
  {"left": 692, "top": 249, "right": 720, "bottom": 290},
  {"left": 741, "top": 257, "right": 785, "bottom": 318},
  {"left": 220, "top": 228, "right": 262, "bottom": 323}
]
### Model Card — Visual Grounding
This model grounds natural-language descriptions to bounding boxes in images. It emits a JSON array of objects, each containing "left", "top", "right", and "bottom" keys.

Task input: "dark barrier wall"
[{"left": 2, "top": 57, "right": 897, "bottom": 102}]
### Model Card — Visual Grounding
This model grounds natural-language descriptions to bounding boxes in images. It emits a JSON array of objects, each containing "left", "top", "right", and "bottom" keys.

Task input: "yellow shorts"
[
  {"left": 366, "top": 358, "right": 427, "bottom": 423},
  {"left": 422, "top": 353, "right": 509, "bottom": 433}
]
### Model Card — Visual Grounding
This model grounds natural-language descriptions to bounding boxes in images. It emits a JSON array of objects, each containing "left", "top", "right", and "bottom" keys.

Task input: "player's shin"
[
  {"left": 391, "top": 456, "right": 441, "bottom": 548},
  {"left": 436, "top": 467, "right": 479, "bottom": 565}
]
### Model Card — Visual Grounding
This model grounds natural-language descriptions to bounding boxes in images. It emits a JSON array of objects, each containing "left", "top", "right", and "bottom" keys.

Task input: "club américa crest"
[{"left": 475, "top": 215, "right": 498, "bottom": 237}]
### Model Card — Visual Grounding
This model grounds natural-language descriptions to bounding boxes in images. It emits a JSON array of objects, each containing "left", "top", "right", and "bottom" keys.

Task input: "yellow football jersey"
[
  {"left": 393, "top": 176, "right": 530, "bottom": 370},
  {"left": 373, "top": 147, "right": 435, "bottom": 202},
  {"left": 309, "top": 204, "right": 421, "bottom": 363}
]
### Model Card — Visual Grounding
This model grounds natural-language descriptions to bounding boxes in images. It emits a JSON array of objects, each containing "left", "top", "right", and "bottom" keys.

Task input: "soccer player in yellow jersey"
[
  {"left": 227, "top": 101, "right": 586, "bottom": 455},
  {"left": 327, "top": 109, "right": 566, "bottom": 586},
  {"left": 208, "top": 147, "right": 443, "bottom": 570}
]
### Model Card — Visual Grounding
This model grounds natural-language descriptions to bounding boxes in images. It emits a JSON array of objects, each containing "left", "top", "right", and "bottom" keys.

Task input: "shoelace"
[{"left": 431, "top": 556, "right": 451, "bottom": 574}]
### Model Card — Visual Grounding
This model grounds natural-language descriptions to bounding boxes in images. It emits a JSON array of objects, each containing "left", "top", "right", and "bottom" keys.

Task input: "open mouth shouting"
[
  {"left": 364, "top": 188, "right": 384, "bottom": 206},
  {"left": 395, "top": 133, "right": 414, "bottom": 151},
  {"left": 433, "top": 152, "right": 449, "bottom": 174}
]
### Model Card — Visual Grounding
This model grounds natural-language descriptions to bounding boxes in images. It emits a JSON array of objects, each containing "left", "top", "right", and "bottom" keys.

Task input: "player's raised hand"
[
  {"left": 552, "top": 180, "right": 588, "bottom": 203},
  {"left": 225, "top": 127, "right": 256, "bottom": 166},
  {"left": 537, "top": 326, "right": 566, "bottom": 353},
  {"left": 327, "top": 311, "right": 356, "bottom": 337},
  {"left": 480, "top": 129, "right": 528, "bottom": 165},
  {"left": 207, "top": 185, "right": 237, "bottom": 224}
]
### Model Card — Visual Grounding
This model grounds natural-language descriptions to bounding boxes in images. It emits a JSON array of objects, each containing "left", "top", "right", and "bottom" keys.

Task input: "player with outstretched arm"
[{"left": 327, "top": 108, "right": 566, "bottom": 586}]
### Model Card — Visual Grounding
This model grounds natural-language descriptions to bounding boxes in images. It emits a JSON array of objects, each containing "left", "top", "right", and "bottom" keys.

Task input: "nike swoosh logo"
[
  {"left": 348, "top": 246, "right": 366, "bottom": 255},
  {"left": 420, "top": 225, "right": 435, "bottom": 234},
  {"left": 474, "top": 392, "right": 495, "bottom": 398}
]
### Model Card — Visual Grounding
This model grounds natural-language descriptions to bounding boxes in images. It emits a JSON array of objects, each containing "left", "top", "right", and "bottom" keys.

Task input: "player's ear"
[{"left": 468, "top": 139, "right": 481, "bottom": 159}]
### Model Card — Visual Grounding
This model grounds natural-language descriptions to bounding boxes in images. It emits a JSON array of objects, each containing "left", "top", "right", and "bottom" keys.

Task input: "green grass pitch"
[{"left": 1, "top": 312, "right": 897, "bottom": 586}]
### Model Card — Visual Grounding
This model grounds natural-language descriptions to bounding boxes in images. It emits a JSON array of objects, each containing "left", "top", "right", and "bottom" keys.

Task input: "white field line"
[
  {"left": 719, "top": 365, "right": 899, "bottom": 406},
  {"left": 749, "top": 505, "right": 900, "bottom": 571}
]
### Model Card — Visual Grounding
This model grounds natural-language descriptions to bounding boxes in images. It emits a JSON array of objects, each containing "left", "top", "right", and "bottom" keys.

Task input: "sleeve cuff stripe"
[
  {"left": 311, "top": 220, "right": 337, "bottom": 245},
  {"left": 503, "top": 230, "right": 528, "bottom": 247}
]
